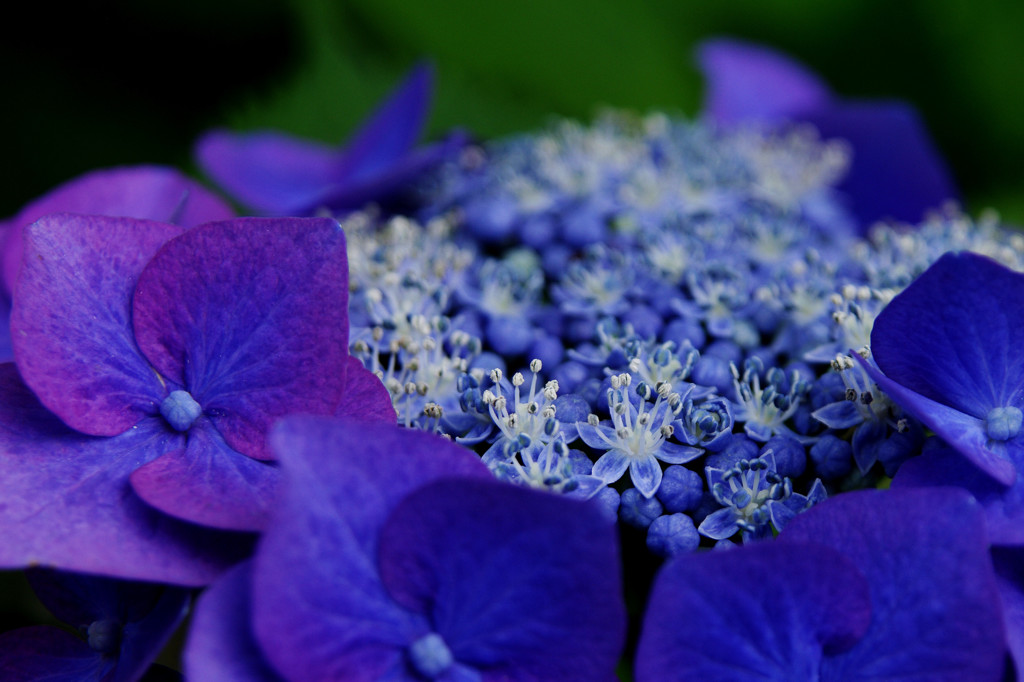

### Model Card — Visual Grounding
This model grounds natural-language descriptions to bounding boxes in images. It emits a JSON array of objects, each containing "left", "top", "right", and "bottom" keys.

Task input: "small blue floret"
[
  {"left": 408, "top": 632, "right": 454, "bottom": 678},
  {"left": 160, "top": 390, "right": 202, "bottom": 432}
]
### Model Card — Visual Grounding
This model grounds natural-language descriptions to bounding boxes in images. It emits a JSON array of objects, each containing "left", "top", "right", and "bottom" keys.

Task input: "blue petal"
[
  {"left": 697, "top": 38, "right": 832, "bottom": 125},
  {"left": 781, "top": 488, "right": 1006, "bottom": 680},
  {"left": 872, "top": 251, "right": 1024, "bottom": 422},
  {"left": 804, "top": 101, "right": 957, "bottom": 226},
  {"left": 377, "top": 479, "right": 625, "bottom": 680},
  {"left": 630, "top": 455, "right": 664, "bottom": 498},
  {"left": 635, "top": 541, "right": 870, "bottom": 682},
  {"left": 591, "top": 449, "right": 631, "bottom": 484},
  {"left": 184, "top": 562, "right": 284, "bottom": 682}
]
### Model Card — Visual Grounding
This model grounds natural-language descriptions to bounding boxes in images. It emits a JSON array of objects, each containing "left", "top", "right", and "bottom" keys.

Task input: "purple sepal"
[
  {"left": 697, "top": 38, "right": 831, "bottom": 125},
  {"left": 697, "top": 38, "right": 957, "bottom": 230},
  {"left": 196, "top": 64, "right": 459, "bottom": 216},
  {"left": 1, "top": 165, "right": 233, "bottom": 297},
  {"left": 781, "top": 487, "right": 1006, "bottom": 680},
  {"left": 0, "top": 364, "right": 253, "bottom": 585},
  {"left": 12, "top": 214, "right": 180, "bottom": 436},
  {"left": 252, "top": 417, "right": 491, "bottom": 681},
  {"left": 193, "top": 130, "right": 343, "bottom": 215},
  {"left": 0, "top": 626, "right": 110, "bottom": 681},
  {"left": 336, "top": 356, "right": 396, "bottom": 422},
  {"left": 132, "top": 217, "right": 350, "bottom": 460},
  {"left": 804, "top": 102, "right": 958, "bottom": 226},
  {"left": 130, "top": 421, "right": 280, "bottom": 532},
  {"left": 378, "top": 479, "right": 626, "bottom": 680},
  {"left": 184, "top": 561, "right": 284, "bottom": 682},
  {"left": 894, "top": 445, "right": 1024, "bottom": 546},
  {"left": 635, "top": 541, "right": 870, "bottom": 682}
]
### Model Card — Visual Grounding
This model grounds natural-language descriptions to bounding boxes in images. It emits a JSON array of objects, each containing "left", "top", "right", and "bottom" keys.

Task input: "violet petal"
[
  {"left": 184, "top": 561, "right": 284, "bottom": 682},
  {"left": 334, "top": 63, "right": 432, "bottom": 184},
  {"left": 781, "top": 487, "right": 1006, "bottom": 680},
  {"left": 804, "top": 101, "right": 958, "bottom": 226},
  {"left": 697, "top": 38, "right": 832, "bottom": 125},
  {"left": 194, "top": 130, "right": 344, "bottom": 215},
  {"left": 251, "top": 417, "right": 489, "bottom": 681},
  {"left": 0, "top": 364, "right": 251, "bottom": 585},
  {"left": 378, "top": 479, "right": 626, "bottom": 680},
  {"left": 130, "top": 420, "right": 280, "bottom": 532},
  {"left": 894, "top": 444, "right": 1024, "bottom": 546},
  {"left": 12, "top": 214, "right": 180, "bottom": 436},
  {"left": 336, "top": 356, "right": 397, "bottom": 422},
  {"left": 132, "top": 218, "right": 350, "bottom": 460},
  {"left": 1, "top": 165, "right": 233, "bottom": 297},
  {"left": 635, "top": 542, "right": 870, "bottom": 682}
]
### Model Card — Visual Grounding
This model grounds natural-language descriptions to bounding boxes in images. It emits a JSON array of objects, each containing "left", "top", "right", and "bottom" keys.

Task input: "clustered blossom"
[{"left": 1, "top": 39, "right": 1022, "bottom": 681}]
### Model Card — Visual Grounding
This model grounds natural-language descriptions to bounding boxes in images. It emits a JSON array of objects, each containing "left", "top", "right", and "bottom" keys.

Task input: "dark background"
[{"left": 4, "top": 0, "right": 1024, "bottom": 222}]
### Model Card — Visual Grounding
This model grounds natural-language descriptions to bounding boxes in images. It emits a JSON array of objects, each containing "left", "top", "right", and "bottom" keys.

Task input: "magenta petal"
[
  {"left": 185, "top": 562, "right": 284, "bottom": 682},
  {"left": 251, "top": 417, "right": 489, "bottom": 681},
  {"left": 697, "top": 38, "right": 832, "bottom": 125},
  {"left": 804, "top": 101, "right": 957, "bottom": 225},
  {"left": 0, "top": 365, "right": 251, "bottom": 585},
  {"left": 378, "top": 479, "right": 626, "bottom": 680},
  {"left": 335, "top": 63, "right": 432, "bottom": 184},
  {"left": 336, "top": 357, "right": 396, "bottom": 423},
  {"left": 12, "top": 214, "right": 181, "bottom": 436},
  {"left": 132, "top": 218, "right": 350, "bottom": 460},
  {"left": 195, "top": 130, "right": 344, "bottom": 215},
  {"left": 0, "top": 626, "right": 109, "bottom": 681},
  {"left": 1, "top": 165, "right": 233, "bottom": 297},
  {"left": 130, "top": 421, "right": 280, "bottom": 532}
]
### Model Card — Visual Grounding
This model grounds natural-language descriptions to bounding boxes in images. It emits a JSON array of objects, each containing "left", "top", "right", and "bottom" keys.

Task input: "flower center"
[
  {"left": 160, "top": 390, "right": 202, "bottom": 431},
  {"left": 86, "top": 619, "right": 121, "bottom": 654},
  {"left": 985, "top": 406, "right": 1022, "bottom": 442},
  {"left": 408, "top": 632, "right": 454, "bottom": 678}
]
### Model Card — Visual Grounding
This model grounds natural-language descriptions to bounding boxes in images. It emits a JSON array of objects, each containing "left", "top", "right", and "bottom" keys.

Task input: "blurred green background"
[{"left": 3, "top": 0, "right": 1023, "bottom": 223}]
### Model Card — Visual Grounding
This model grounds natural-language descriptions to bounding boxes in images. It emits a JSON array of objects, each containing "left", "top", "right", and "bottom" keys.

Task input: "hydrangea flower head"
[
  {"left": 185, "top": 417, "right": 626, "bottom": 681},
  {"left": 0, "top": 213, "right": 392, "bottom": 584},
  {"left": 197, "top": 64, "right": 464, "bottom": 216}
]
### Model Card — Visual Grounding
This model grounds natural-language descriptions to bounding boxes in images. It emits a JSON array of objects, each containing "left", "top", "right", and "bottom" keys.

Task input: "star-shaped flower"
[
  {"left": 184, "top": 417, "right": 626, "bottom": 681},
  {"left": 196, "top": 64, "right": 465, "bottom": 216},
  {"left": 0, "top": 214, "right": 392, "bottom": 584}
]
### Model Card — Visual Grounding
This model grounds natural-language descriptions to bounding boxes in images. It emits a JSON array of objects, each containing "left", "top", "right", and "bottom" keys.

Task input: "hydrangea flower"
[
  {"left": 0, "top": 569, "right": 189, "bottom": 681},
  {"left": 860, "top": 251, "right": 1024, "bottom": 488},
  {"left": 636, "top": 488, "right": 1006, "bottom": 680},
  {"left": 698, "top": 38, "right": 957, "bottom": 229},
  {"left": 196, "top": 64, "right": 465, "bottom": 216},
  {"left": 0, "top": 165, "right": 234, "bottom": 361},
  {"left": 184, "top": 417, "right": 626, "bottom": 681},
  {"left": 0, "top": 214, "right": 392, "bottom": 584}
]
